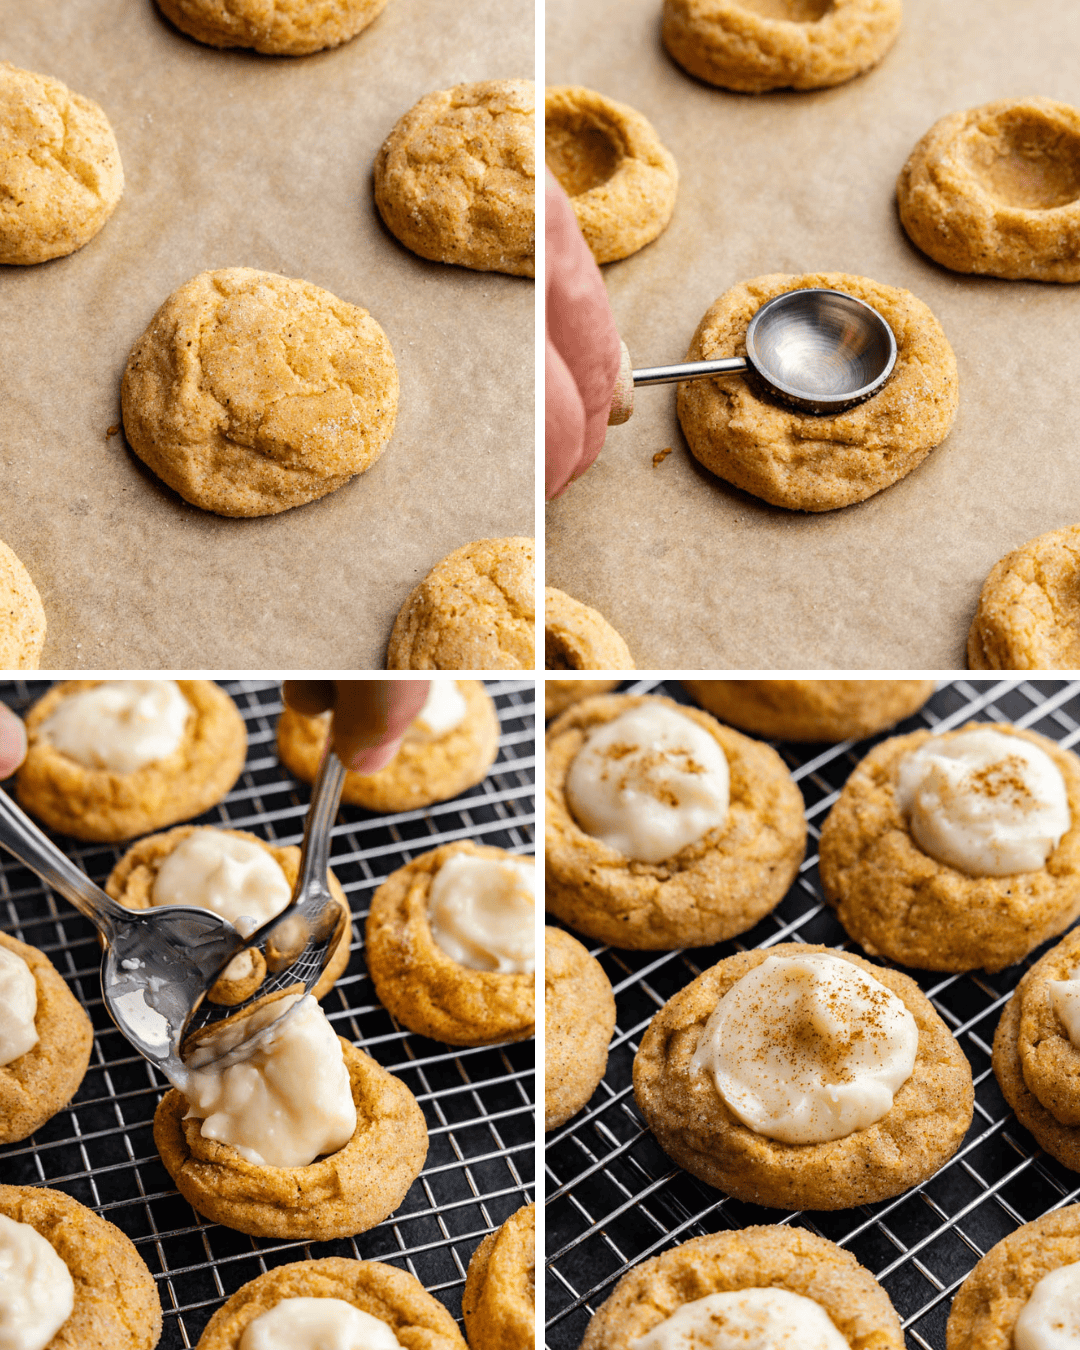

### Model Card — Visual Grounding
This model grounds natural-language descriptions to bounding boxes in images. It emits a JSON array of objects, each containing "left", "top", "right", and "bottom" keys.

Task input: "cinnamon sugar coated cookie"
[
  {"left": 387, "top": 537, "right": 535, "bottom": 669},
  {"left": 545, "top": 679, "right": 621, "bottom": 720},
  {"left": 121, "top": 268, "right": 398, "bottom": 517},
  {"left": 899, "top": 98, "right": 1080, "bottom": 281},
  {"left": 545, "top": 586, "right": 634, "bottom": 670},
  {"left": 661, "top": 0, "right": 903, "bottom": 93},
  {"left": 155, "top": 0, "right": 389, "bottom": 54},
  {"left": 374, "top": 80, "right": 535, "bottom": 276},
  {"left": 545, "top": 927, "right": 616, "bottom": 1129},
  {"left": 0, "top": 63, "right": 123, "bottom": 265},
  {"left": 968, "top": 524, "right": 1080, "bottom": 669},
  {"left": 462, "top": 1204, "right": 535, "bottom": 1350},
  {"left": 0, "top": 538, "right": 46, "bottom": 669},
  {"left": 677, "top": 272, "right": 958, "bottom": 511},
  {"left": 683, "top": 679, "right": 935, "bottom": 742},
  {"left": 545, "top": 87, "right": 678, "bottom": 264}
]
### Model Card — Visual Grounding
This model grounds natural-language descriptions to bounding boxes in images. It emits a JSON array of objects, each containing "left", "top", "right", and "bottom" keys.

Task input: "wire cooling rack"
[
  {"left": 0, "top": 679, "right": 535, "bottom": 1349},
  {"left": 546, "top": 678, "right": 1080, "bottom": 1350}
]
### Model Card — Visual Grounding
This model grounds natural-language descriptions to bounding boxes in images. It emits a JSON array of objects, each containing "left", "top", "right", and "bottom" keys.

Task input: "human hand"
[
  {"left": 282, "top": 680, "right": 431, "bottom": 774},
  {"left": 0, "top": 705, "right": 26, "bottom": 779}
]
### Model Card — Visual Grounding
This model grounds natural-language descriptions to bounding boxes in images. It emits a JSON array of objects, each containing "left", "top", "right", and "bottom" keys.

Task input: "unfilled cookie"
[
  {"left": 374, "top": 80, "right": 535, "bottom": 277},
  {"left": 545, "top": 926, "right": 616, "bottom": 1130},
  {"left": 683, "top": 679, "right": 935, "bottom": 742},
  {"left": 661, "top": 0, "right": 902, "bottom": 93},
  {"left": 579, "top": 1226, "right": 903, "bottom": 1348},
  {"left": 968, "top": 524, "right": 1080, "bottom": 669},
  {"left": 545, "top": 86, "right": 677, "bottom": 264},
  {"left": 677, "top": 272, "right": 958, "bottom": 511},
  {"left": 386, "top": 537, "right": 535, "bottom": 669},
  {"left": 0, "top": 538, "right": 46, "bottom": 669},
  {"left": 0, "top": 62, "right": 123, "bottom": 265},
  {"left": 898, "top": 98, "right": 1080, "bottom": 282},
  {"left": 545, "top": 587, "right": 634, "bottom": 670},
  {"left": 545, "top": 679, "right": 621, "bottom": 720},
  {"left": 462, "top": 1203, "right": 535, "bottom": 1350},
  {"left": 121, "top": 268, "right": 398, "bottom": 517},
  {"left": 156, "top": 0, "right": 389, "bottom": 55}
]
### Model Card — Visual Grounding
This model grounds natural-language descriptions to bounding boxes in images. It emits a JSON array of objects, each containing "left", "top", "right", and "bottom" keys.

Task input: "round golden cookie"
[
  {"left": 462, "top": 1203, "right": 535, "bottom": 1350},
  {"left": 0, "top": 1183, "right": 162, "bottom": 1350},
  {"left": 946, "top": 1204, "right": 1080, "bottom": 1349},
  {"left": 387, "top": 537, "right": 535, "bottom": 669},
  {"left": 0, "top": 63, "right": 123, "bottom": 265},
  {"left": 0, "top": 537, "right": 46, "bottom": 669},
  {"left": 545, "top": 587, "right": 634, "bottom": 671},
  {"left": 155, "top": 0, "right": 388, "bottom": 55},
  {"left": 683, "top": 679, "right": 935, "bottom": 742},
  {"left": 154, "top": 1035, "right": 428, "bottom": 1239},
  {"left": 633, "top": 942, "right": 974, "bottom": 1210},
  {"left": 121, "top": 267, "right": 398, "bottom": 517},
  {"left": 898, "top": 98, "right": 1080, "bottom": 282},
  {"left": 545, "top": 87, "right": 678, "bottom": 265},
  {"left": 545, "top": 926, "right": 616, "bottom": 1130},
  {"left": 545, "top": 679, "right": 621, "bottom": 720},
  {"left": 365, "top": 841, "right": 534, "bottom": 1046},
  {"left": 195, "top": 1258, "right": 466, "bottom": 1350},
  {"left": 968, "top": 524, "right": 1080, "bottom": 669},
  {"left": 661, "top": 0, "right": 902, "bottom": 93},
  {"left": 16, "top": 680, "right": 247, "bottom": 842},
  {"left": 546, "top": 693, "right": 806, "bottom": 950},
  {"left": 579, "top": 1226, "right": 903, "bottom": 1348},
  {"left": 0, "top": 931, "right": 93, "bottom": 1145},
  {"left": 818, "top": 722, "right": 1080, "bottom": 972},
  {"left": 374, "top": 80, "right": 535, "bottom": 277},
  {"left": 104, "top": 826, "right": 353, "bottom": 1005},
  {"left": 277, "top": 680, "right": 499, "bottom": 811},
  {"left": 677, "top": 271, "right": 958, "bottom": 512}
]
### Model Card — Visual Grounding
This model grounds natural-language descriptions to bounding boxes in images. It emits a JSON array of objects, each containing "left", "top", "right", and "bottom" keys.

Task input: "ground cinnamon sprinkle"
[{"left": 966, "top": 755, "right": 1036, "bottom": 809}]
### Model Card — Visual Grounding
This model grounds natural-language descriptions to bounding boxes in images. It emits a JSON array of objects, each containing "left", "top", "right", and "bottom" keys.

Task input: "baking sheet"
[
  {"left": 1, "top": 0, "right": 533, "bottom": 669},
  {"left": 546, "top": 0, "right": 1080, "bottom": 670}
]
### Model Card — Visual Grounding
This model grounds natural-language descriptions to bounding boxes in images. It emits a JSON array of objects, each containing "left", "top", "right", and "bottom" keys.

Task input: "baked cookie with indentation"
[
  {"left": 545, "top": 87, "right": 677, "bottom": 264},
  {"left": 0, "top": 538, "right": 46, "bottom": 669},
  {"left": 545, "top": 927, "right": 615, "bottom": 1129},
  {"left": 462, "top": 1203, "right": 535, "bottom": 1350},
  {"left": 0, "top": 62, "right": 123, "bottom": 265},
  {"left": 545, "top": 587, "right": 634, "bottom": 671},
  {"left": 677, "top": 272, "right": 958, "bottom": 511},
  {"left": 545, "top": 679, "right": 621, "bottom": 720},
  {"left": 121, "top": 268, "right": 398, "bottom": 517},
  {"left": 156, "top": 0, "right": 388, "bottom": 54},
  {"left": 968, "top": 524, "right": 1080, "bottom": 669},
  {"left": 683, "top": 679, "right": 934, "bottom": 741},
  {"left": 899, "top": 98, "right": 1080, "bottom": 282},
  {"left": 374, "top": 80, "right": 535, "bottom": 277}
]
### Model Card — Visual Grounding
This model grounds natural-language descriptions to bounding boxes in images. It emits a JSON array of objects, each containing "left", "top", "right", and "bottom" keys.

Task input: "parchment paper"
[
  {"left": 546, "top": 0, "right": 1080, "bottom": 670},
  {"left": 1, "top": 0, "right": 533, "bottom": 669}
]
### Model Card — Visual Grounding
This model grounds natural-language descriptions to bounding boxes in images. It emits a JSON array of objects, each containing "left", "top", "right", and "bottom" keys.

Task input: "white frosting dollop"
[
  {"left": 691, "top": 952, "right": 919, "bottom": 1145},
  {"left": 151, "top": 829, "right": 291, "bottom": 928},
  {"left": 0, "top": 1214, "right": 75, "bottom": 1350},
  {"left": 565, "top": 703, "right": 729, "bottom": 863},
  {"left": 1049, "top": 964, "right": 1080, "bottom": 1049},
  {"left": 428, "top": 854, "right": 535, "bottom": 973},
  {"left": 1014, "top": 1259, "right": 1080, "bottom": 1350},
  {"left": 0, "top": 947, "right": 38, "bottom": 1067},
  {"left": 895, "top": 728, "right": 1070, "bottom": 877},
  {"left": 629, "top": 1288, "right": 848, "bottom": 1350},
  {"left": 413, "top": 681, "right": 467, "bottom": 737},
  {"left": 239, "top": 1298, "right": 401, "bottom": 1350},
  {"left": 38, "top": 680, "right": 191, "bottom": 774},
  {"left": 178, "top": 995, "right": 356, "bottom": 1168}
]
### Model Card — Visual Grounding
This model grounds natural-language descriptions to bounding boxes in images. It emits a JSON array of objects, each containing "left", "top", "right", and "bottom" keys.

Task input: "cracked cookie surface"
[
  {"left": 462, "top": 1204, "right": 535, "bottom": 1350},
  {"left": 121, "top": 268, "right": 398, "bottom": 517},
  {"left": 968, "top": 524, "right": 1080, "bottom": 669},
  {"left": 683, "top": 679, "right": 934, "bottom": 742},
  {"left": 545, "top": 926, "right": 615, "bottom": 1130},
  {"left": 155, "top": 0, "right": 389, "bottom": 54},
  {"left": 0, "top": 538, "right": 46, "bottom": 669},
  {"left": 545, "top": 587, "right": 634, "bottom": 670}
]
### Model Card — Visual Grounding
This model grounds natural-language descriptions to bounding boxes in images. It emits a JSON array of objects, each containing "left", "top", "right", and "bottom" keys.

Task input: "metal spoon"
[
  {"left": 0, "top": 746, "right": 348, "bottom": 1078},
  {"left": 608, "top": 288, "right": 898, "bottom": 424}
]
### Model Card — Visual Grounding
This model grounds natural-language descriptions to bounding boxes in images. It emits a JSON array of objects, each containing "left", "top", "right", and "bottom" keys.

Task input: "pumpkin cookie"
[
  {"left": 0, "top": 1183, "right": 161, "bottom": 1350},
  {"left": 366, "top": 841, "right": 535, "bottom": 1046},
  {"left": 0, "top": 538, "right": 46, "bottom": 669},
  {"left": 968, "top": 524, "right": 1080, "bottom": 669},
  {"left": 545, "top": 927, "right": 616, "bottom": 1129},
  {"left": 195, "top": 1258, "right": 466, "bottom": 1350},
  {"left": 661, "top": 0, "right": 902, "bottom": 93},
  {"left": 374, "top": 80, "right": 535, "bottom": 277},
  {"left": 277, "top": 679, "right": 499, "bottom": 811},
  {"left": 683, "top": 679, "right": 935, "bottom": 742},
  {"left": 545, "top": 587, "right": 634, "bottom": 671},
  {"left": 819, "top": 722, "right": 1080, "bottom": 972},
  {"left": 17, "top": 680, "right": 247, "bottom": 842},
  {"left": 462, "top": 1203, "right": 535, "bottom": 1350},
  {"left": 121, "top": 268, "right": 398, "bottom": 517},
  {"left": 899, "top": 98, "right": 1080, "bottom": 282},
  {"left": 156, "top": 0, "right": 388, "bottom": 54},
  {"left": 545, "top": 87, "right": 677, "bottom": 264},
  {"left": 546, "top": 679, "right": 621, "bottom": 720},
  {"left": 633, "top": 943, "right": 973, "bottom": 1209},
  {"left": 0, "top": 63, "right": 123, "bottom": 265},
  {"left": 386, "top": 537, "right": 535, "bottom": 670},
  {"left": 546, "top": 693, "right": 806, "bottom": 949},
  {"left": 0, "top": 931, "right": 93, "bottom": 1145},
  {"left": 579, "top": 1226, "right": 903, "bottom": 1348}
]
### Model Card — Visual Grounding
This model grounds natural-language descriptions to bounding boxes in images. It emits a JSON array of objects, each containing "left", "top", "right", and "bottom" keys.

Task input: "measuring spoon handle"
[{"left": 607, "top": 342, "right": 749, "bottom": 425}]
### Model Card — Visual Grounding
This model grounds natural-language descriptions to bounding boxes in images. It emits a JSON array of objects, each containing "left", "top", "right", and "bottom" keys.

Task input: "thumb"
[{"left": 348, "top": 681, "right": 431, "bottom": 774}]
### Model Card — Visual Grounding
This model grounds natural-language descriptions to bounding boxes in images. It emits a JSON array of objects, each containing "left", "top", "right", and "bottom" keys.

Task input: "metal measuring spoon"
[
  {"left": 608, "top": 288, "right": 897, "bottom": 423},
  {"left": 0, "top": 746, "right": 348, "bottom": 1078}
]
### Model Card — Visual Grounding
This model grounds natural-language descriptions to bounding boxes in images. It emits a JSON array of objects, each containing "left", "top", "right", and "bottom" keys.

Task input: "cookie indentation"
[
  {"left": 965, "top": 109, "right": 1080, "bottom": 210},
  {"left": 731, "top": 0, "right": 833, "bottom": 22},
  {"left": 545, "top": 118, "right": 620, "bottom": 198}
]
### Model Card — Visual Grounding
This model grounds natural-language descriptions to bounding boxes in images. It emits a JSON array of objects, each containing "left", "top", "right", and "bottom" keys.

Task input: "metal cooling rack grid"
[
  {"left": 0, "top": 678, "right": 535, "bottom": 1349},
  {"left": 546, "top": 678, "right": 1080, "bottom": 1350}
]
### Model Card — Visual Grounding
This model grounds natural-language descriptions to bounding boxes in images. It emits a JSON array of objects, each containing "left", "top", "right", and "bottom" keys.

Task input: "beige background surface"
[
  {"left": 546, "top": 0, "right": 1080, "bottom": 669},
  {"left": 2, "top": 0, "right": 533, "bottom": 669}
]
